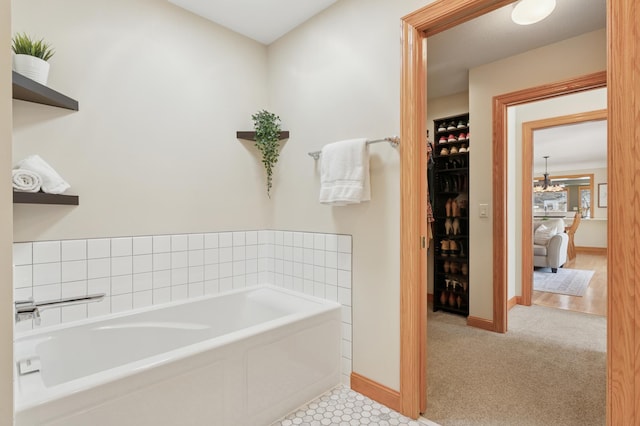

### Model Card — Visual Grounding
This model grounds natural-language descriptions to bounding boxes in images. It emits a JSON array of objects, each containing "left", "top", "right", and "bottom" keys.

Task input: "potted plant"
[
  {"left": 11, "top": 32, "right": 55, "bottom": 85},
  {"left": 252, "top": 110, "right": 282, "bottom": 198}
]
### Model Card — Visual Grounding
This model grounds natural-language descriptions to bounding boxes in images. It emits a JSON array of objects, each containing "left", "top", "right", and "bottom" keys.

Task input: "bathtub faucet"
[{"left": 15, "top": 293, "right": 106, "bottom": 326}]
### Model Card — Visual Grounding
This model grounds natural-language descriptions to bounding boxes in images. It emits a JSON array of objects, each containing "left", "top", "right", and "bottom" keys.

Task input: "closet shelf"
[
  {"left": 236, "top": 131, "right": 290, "bottom": 141},
  {"left": 12, "top": 71, "right": 79, "bottom": 111},
  {"left": 13, "top": 192, "right": 79, "bottom": 206}
]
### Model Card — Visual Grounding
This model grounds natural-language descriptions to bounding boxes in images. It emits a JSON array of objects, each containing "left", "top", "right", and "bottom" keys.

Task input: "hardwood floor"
[{"left": 531, "top": 250, "right": 607, "bottom": 317}]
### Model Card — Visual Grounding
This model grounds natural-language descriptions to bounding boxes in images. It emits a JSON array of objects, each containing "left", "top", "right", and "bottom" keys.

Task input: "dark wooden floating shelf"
[
  {"left": 12, "top": 71, "right": 79, "bottom": 111},
  {"left": 236, "top": 131, "right": 290, "bottom": 141},
  {"left": 13, "top": 192, "right": 79, "bottom": 206}
]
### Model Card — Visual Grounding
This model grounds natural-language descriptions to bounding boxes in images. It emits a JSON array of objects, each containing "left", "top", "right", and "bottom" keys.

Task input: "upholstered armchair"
[{"left": 533, "top": 218, "right": 568, "bottom": 273}]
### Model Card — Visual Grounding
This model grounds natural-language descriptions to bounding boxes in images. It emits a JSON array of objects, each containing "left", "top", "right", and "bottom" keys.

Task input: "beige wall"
[
  {"left": 469, "top": 28, "right": 606, "bottom": 319},
  {"left": 12, "top": 0, "right": 270, "bottom": 242},
  {"left": 1, "top": 0, "right": 14, "bottom": 422},
  {"left": 267, "top": 0, "right": 432, "bottom": 390},
  {"left": 426, "top": 91, "right": 469, "bottom": 294}
]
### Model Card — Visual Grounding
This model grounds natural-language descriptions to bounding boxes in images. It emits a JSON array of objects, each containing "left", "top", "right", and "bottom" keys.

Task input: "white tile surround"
[{"left": 13, "top": 230, "right": 353, "bottom": 384}]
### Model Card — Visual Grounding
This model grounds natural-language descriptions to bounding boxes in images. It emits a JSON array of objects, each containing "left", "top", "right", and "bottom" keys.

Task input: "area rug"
[{"left": 533, "top": 268, "right": 595, "bottom": 296}]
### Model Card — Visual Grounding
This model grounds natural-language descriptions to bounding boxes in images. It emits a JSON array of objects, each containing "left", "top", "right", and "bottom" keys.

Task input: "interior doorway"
[{"left": 399, "top": 0, "right": 638, "bottom": 423}]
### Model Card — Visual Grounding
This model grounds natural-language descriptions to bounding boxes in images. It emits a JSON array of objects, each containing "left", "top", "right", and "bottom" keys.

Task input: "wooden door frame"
[
  {"left": 399, "top": 0, "right": 638, "bottom": 423},
  {"left": 521, "top": 109, "right": 607, "bottom": 306}
]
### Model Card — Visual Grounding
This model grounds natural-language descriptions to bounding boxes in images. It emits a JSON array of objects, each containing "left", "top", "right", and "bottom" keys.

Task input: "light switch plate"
[{"left": 479, "top": 203, "right": 489, "bottom": 218}]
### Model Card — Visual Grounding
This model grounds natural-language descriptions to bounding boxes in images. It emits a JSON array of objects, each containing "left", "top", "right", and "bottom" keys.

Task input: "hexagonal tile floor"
[{"left": 271, "top": 385, "right": 435, "bottom": 426}]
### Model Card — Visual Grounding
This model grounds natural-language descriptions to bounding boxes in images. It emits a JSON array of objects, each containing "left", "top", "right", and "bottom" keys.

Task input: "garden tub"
[{"left": 14, "top": 285, "right": 341, "bottom": 426}]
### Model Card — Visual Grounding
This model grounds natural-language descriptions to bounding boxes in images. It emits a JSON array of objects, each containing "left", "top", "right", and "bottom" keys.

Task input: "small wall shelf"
[
  {"left": 236, "top": 131, "right": 290, "bottom": 141},
  {"left": 13, "top": 192, "right": 79, "bottom": 206},
  {"left": 12, "top": 71, "right": 79, "bottom": 111}
]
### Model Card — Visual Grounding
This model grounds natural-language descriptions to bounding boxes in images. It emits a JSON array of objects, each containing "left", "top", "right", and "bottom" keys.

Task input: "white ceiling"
[
  {"left": 168, "top": 0, "right": 337, "bottom": 45},
  {"left": 427, "top": 0, "right": 606, "bottom": 99}
]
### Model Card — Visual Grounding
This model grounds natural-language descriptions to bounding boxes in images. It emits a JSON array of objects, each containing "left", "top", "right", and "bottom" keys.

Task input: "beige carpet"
[{"left": 425, "top": 304, "right": 606, "bottom": 426}]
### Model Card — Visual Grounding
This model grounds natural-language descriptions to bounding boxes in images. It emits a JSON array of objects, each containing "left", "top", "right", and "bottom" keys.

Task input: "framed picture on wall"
[{"left": 598, "top": 183, "right": 608, "bottom": 208}]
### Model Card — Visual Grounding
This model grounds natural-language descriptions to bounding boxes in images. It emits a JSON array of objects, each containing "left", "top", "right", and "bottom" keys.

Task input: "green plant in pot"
[
  {"left": 11, "top": 32, "right": 55, "bottom": 85},
  {"left": 252, "top": 110, "right": 282, "bottom": 198}
]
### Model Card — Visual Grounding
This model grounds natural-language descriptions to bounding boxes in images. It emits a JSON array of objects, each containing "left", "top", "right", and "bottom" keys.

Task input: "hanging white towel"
[
  {"left": 16, "top": 155, "right": 70, "bottom": 194},
  {"left": 319, "top": 138, "right": 370, "bottom": 206},
  {"left": 12, "top": 169, "right": 42, "bottom": 193}
]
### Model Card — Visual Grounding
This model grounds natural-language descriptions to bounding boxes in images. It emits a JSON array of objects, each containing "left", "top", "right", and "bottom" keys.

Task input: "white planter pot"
[{"left": 12, "top": 54, "right": 50, "bottom": 85}]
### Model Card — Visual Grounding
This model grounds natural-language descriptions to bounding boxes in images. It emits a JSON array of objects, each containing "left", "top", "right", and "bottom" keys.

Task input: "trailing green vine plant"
[{"left": 252, "top": 110, "right": 282, "bottom": 198}]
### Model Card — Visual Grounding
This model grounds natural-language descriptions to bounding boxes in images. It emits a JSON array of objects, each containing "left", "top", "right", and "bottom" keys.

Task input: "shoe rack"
[{"left": 432, "top": 113, "right": 470, "bottom": 316}]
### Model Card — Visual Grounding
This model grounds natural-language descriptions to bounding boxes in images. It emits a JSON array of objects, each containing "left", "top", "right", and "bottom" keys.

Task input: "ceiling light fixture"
[
  {"left": 533, "top": 156, "right": 565, "bottom": 192},
  {"left": 511, "top": 0, "right": 556, "bottom": 26}
]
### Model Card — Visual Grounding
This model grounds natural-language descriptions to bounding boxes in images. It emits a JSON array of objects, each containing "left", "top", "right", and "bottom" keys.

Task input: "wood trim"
[
  {"left": 427, "top": 293, "right": 434, "bottom": 303},
  {"left": 507, "top": 296, "right": 520, "bottom": 311},
  {"left": 466, "top": 316, "right": 495, "bottom": 332},
  {"left": 399, "top": 18, "right": 426, "bottom": 418},
  {"left": 401, "top": 0, "right": 639, "bottom": 423},
  {"left": 576, "top": 246, "right": 607, "bottom": 255},
  {"left": 607, "top": 1, "right": 638, "bottom": 424},
  {"left": 521, "top": 110, "right": 606, "bottom": 307},
  {"left": 351, "top": 372, "right": 401, "bottom": 412}
]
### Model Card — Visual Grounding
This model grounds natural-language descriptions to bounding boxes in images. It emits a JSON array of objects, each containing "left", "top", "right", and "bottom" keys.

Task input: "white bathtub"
[{"left": 14, "top": 285, "right": 342, "bottom": 426}]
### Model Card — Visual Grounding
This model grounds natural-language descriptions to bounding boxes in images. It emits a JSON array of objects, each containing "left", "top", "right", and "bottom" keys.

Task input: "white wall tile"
[
  {"left": 293, "top": 262, "right": 303, "bottom": 278},
  {"left": 342, "top": 323, "right": 352, "bottom": 342},
  {"left": 61, "top": 240, "right": 87, "bottom": 261},
  {"left": 233, "top": 246, "right": 246, "bottom": 261},
  {"left": 325, "top": 285, "right": 338, "bottom": 302},
  {"left": 111, "top": 275, "right": 133, "bottom": 295},
  {"left": 233, "top": 261, "right": 246, "bottom": 276},
  {"left": 14, "top": 265, "right": 32, "bottom": 289},
  {"left": 88, "top": 277, "right": 111, "bottom": 296},
  {"left": 313, "top": 234, "right": 325, "bottom": 250},
  {"left": 342, "top": 339, "right": 352, "bottom": 359},
  {"left": 171, "top": 285, "right": 188, "bottom": 301},
  {"left": 338, "top": 270, "right": 351, "bottom": 289},
  {"left": 325, "top": 235, "right": 338, "bottom": 252},
  {"left": 171, "top": 268, "right": 188, "bottom": 286},
  {"left": 111, "top": 237, "right": 132, "bottom": 257},
  {"left": 341, "top": 306, "right": 352, "bottom": 324},
  {"left": 293, "top": 232, "right": 303, "bottom": 247},
  {"left": 313, "top": 282, "right": 325, "bottom": 298},
  {"left": 88, "top": 297, "right": 110, "bottom": 318},
  {"left": 313, "top": 250, "right": 325, "bottom": 266},
  {"left": 153, "top": 287, "right": 171, "bottom": 304},
  {"left": 111, "top": 256, "right": 133, "bottom": 276},
  {"left": 133, "top": 290, "right": 153, "bottom": 309},
  {"left": 303, "top": 264, "right": 313, "bottom": 280},
  {"left": 188, "top": 282, "right": 204, "bottom": 297},
  {"left": 153, "top": 270, "right": 171, "bottom": 288},
  {"left": 39, "top": 308, "right": 61, "bottom": 328},
  {"left": 153, "top": 253, "right": 171, "bottom": 271},
  {"left": 220, "top": 247, "right": 233, "bottom": 263},
  {"left": 204, "top": 264, "right": 219, "bottom": 281},
  {"left": 246, "top": 231, "right": 258, "bottom": 245},
  {"left": 283, "top": 246, "right": 293, "bottom": 261},
  {"left": 204, "top": 280, "right": 219, "bottom": 295},
  {"left": 314, "top": 266, "right": 325, "bottom": 282},
  {"left": 88, "top": 258, "right": 110, "bottom": 280},
  {"left": 338, "top": 287, "right": 352, "bottom": 306},
  {"left": 232, "top": 232, "right": 246, "bottom": 246},
  {"left": 325, "top": 251, "right": 338, "bottom": 269},
  {"left": 14, "top": 287, "right": 32, "bottom": 302},
  {"left": 274, "top": 231, "right": 284, "bottom": 245},
  {"left": 303, "top": 233, "right": 314, "bottom": 249},
  {"left": 246, "top": 273, "right": 258, "bottom": 287},
  {"left": 33, "top": 283, "right": 61, "bottom": 301},
  {"left": 204, "top": 233, "right": 219, "bottom": 249},
  {"left": 233, "top": 275, "right": 246, "bottom": 289},
  {"left": 62, "top": 304, "right": 87, "bottom": 323},
  {"left": 33, "top": 241, "right": 61, "bottom": 264},
  {"left": 61, "top": 280, "right": 87, "bottom": 298},
  {"left": 88, "top": 239, "right": 110, "bottom": 259},
  {"left": 133, "top": 236, "right": 152, "bottom": 255},
  {"left": 188, "top": 233, "right": 204, "bottom": 250},
  {"left": 189, "top": 266, "right": 204, "bottom": 283},
  {"left": 171, "top": 235, "right": 188, "bottom": 252},
  {"left": 153, "top": 235, "right": 171, "bottom": 253},
  {"left": 303, "top": 280, "right": 314, "bottom": 296},
  {"left": 325, "top": 268, "right": 338, "bottom": 286},
  {"left": 188, "top": 250, "right": 204, "bottom": 267},
  {"left": 111, "top": 294, "right": 133, "bottom": 313},
  {"left": 293, "top": 247, "right": 303, "bottom": 263},
  {"left": 219, "top": 262, "right": 232, "bottom": 279},
  {"left": 338, "top": 235, "right": 352, "bottom": 253},
  {"left": 219, "top": 277, "right": 233, "bottom": 293},
  {"left": 283, "top": 260, "right": 292, "bottom": 276},
  {"left": 246, "top": 245, "right": 258, "bottom": 260},
  {"left": 219, "top": 232, "right": 233, "bottom": 248},
  {"left": 61, "top": 260, "right": 87, "bottom": 283},
  {"left": 257, "top": 230, "right": 268, "bottom": 245},
  {"left": 133, "top": 272, "right": 153, "bottom": 292},
  {"left": 337, "top": 253, "right": 352, "bottom": 271},
  {"left": 293, "top": 277, "right": 303, "bottom": 293},
  {"left": 171, "top": 251, "right": 188, "bottom": 269},
  {"left": 303, "top": 248, "right": 313, "bottom": 265},
  {"left": 204, "top": 248, "right": 219, "bottom": 265},
  {"left": 274, "top": 273, "right": 283, "bottom": 287},
  {"left": 13, "top": 242, "right": 32, "bottom": 266},
  {"left": 33, "top": 263, "right": 61, "bottom": 286},
  {"left": 133, "top": 254, "right": 153, "bottom": 274}
]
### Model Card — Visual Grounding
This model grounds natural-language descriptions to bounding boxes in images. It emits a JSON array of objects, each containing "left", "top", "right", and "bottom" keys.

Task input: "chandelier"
[{"left": 533, "top": 156, "right": 564, "bottom": 192}]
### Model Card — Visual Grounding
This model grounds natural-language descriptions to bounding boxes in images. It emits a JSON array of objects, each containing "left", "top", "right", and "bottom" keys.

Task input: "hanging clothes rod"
[{"left": 308, "top": 136, "right": 400, "bottom": 160}]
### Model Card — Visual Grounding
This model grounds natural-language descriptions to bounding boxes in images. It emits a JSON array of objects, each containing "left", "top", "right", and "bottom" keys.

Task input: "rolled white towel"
[
  {"left": 12, "top": 169, "right": 42, "bottom": 193},
  {"left": 16, "top": 155, "right": 70, "bottom": 194}
]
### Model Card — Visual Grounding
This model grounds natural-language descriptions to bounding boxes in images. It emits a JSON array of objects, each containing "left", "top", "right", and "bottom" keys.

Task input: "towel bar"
[{"left": 308, "top": 136, "right": 400, "bottom": 160}]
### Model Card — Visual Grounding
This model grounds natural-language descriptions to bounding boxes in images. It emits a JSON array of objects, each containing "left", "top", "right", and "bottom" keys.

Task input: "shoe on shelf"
[
  {"left": 439, "top": 136, "right": 447, "bottom": 144},
  {"left": 458, "top": 133, "right": 466, "bottom": 141},
  {"left": 457, "top": 120, "right": 466, "bottom": 128},
  {"left": 447, "top": 122, "right": 457, "bottom": 130},
  {"left": 450, "top": 146, "right": 459, "bottom": 155},
  {"left": 447, "top": 134, "right": 457, "bottom": 142},
  {"left": 440, "top": 147, "right": 449, "bottom": 156},
  {"left": 438, "top": 124, "right": 447, "bottom": 132},
  {"left": 459, "top": 144, "right": 467, "bottom": 153},
  {"left": 465, "top": 132, "right": 470, "bottom": 141},
  {"left": 440, "top": 239, "right": 450, "bottom": 256}
]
